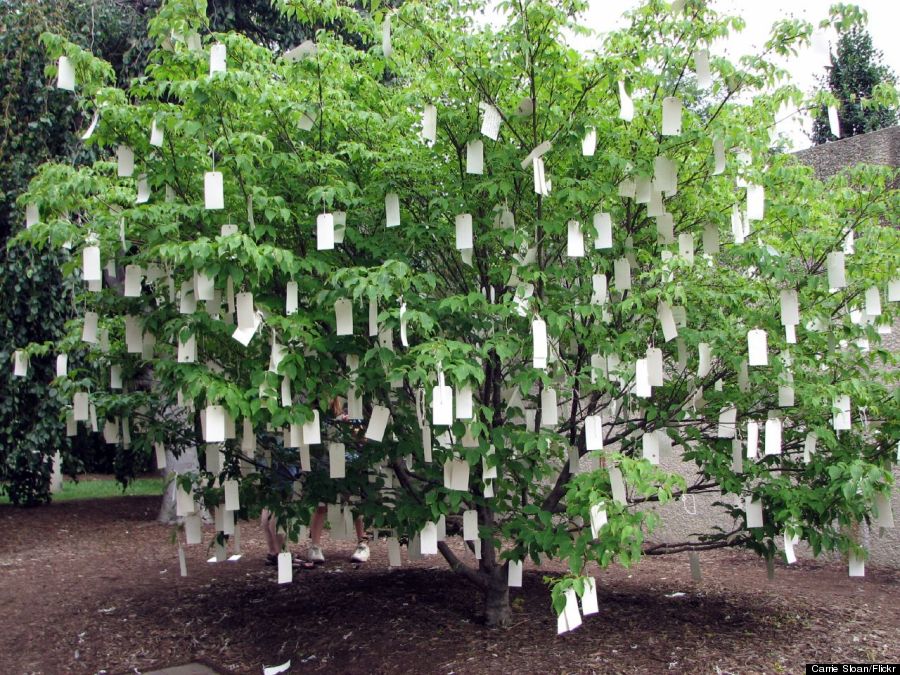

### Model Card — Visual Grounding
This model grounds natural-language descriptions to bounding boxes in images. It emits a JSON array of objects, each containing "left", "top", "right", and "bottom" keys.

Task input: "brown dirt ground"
[{"left": 0, "top": 495, "right": 898, "bottom": 675}]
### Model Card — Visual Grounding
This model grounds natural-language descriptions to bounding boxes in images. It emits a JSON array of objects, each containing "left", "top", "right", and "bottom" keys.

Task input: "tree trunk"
[{"left": 483, "top": 572, "right": 511, "bottom": 628}]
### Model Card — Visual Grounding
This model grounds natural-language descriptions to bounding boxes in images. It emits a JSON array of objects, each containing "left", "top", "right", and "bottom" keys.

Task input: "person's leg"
[
  {"left": 261, "top": 509, "right": 282, "bottom": 563},
  {"left": 307, "top": 505, "right": 327, "bottom": 563},
  {"left": 354, "top": 516, "right": 366, "bottom": 542},
  {"left": 350, "top": 514, "right": 370, "bottom": 562}
]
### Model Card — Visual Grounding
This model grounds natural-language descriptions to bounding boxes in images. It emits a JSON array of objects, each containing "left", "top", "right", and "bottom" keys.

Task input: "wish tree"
[{"left": 14, "top": 0, "right": 899, "bottom": 628}]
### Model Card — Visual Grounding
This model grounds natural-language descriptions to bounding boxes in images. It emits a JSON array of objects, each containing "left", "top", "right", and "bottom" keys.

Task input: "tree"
[
  {"left": 0, "top": 0, "right": 154, "bottom": 505},
  {"left": 16, "top": 0, "right": 899, "bottom": 628},
  {"left": 0, "top": 0, "right": 392, "bottom": 506},
  {"left": 811, "top": 22, "right": 899, "bottom": 144}
]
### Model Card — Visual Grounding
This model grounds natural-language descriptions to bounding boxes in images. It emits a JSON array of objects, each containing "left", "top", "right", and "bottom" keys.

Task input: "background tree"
[
  {"left": 0, "top": 0, "right": 154, "bottom": 505},
  {"left": 0, "top": 0, "right": 401, "bottom": 505},
  {"left": 811, "top": 23, "right": 899, "bottom": 144},
  {"left": 16, "top": 0, "right": 899, "bottom": 630}
]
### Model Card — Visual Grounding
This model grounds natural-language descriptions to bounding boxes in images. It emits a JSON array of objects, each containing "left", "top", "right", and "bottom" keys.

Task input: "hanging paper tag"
[
  {"left": 747, "top": 329, "right": 768, "bottom": 366},
  {"left": 695, "top": 49, "right": 712, "bottom": 87},
  {"left": 455, "top": 213, "right": 473, "bottom": 250},
  {"left": 335, "top": 298, "right": 353, "bottom": 336},
  {"left": 532, "top": 318, "right": 548, "bottom": 369},
  {"left": 57, "top": 55, "right": 75, "bottom": 91},
  {"left": 618, "top": 80, "right": 633, "bottom": 121},
  {"left": 204, "top": 171, "right": 224, "bottom": 210},
  {"left": 385, "top": 192, "right": 400, "bottom": 227},
  {"left": 209, "top": 43, "right": 227, "bottom": 74},
  {"left": 420, "top": 104, "right": 437, "bottom": 145},
  {"left": 117, "top": 145, "right": 134, "bottom": 177},
  {"left": 582, "top": 127, "right": 597, "bottom": 157},
  {"left": 365, "top": 405, "right": 390, "bottom": 442},
  {"left": 661, "top": 97, "right": 682, "bottom": 136},
  {"left": 466, "top": 140, "right": 484, "bottom": 174},
  {"left": 317, "top": 212, "right": 335, "bottom": 250}
]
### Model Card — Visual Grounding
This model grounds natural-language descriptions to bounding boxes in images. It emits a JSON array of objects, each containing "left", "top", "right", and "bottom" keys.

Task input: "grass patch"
[{"left": 0, "top": 477, "right": 164, "bottom": 505}]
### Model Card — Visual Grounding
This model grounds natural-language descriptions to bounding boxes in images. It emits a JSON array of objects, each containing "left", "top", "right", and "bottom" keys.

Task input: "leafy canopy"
[{"left": 14, "top": 0, "right": 900, "bottom": 626}]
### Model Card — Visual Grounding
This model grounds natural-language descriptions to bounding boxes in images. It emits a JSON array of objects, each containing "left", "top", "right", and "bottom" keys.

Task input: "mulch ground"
[{"left": 1, "top": 496, "right": 898, "bottom": 674}]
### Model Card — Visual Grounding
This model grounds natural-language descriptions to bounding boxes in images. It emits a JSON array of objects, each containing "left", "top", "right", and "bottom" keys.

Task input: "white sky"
[{"left": 483, "top": 0, "right": 900, "bottom": 149}]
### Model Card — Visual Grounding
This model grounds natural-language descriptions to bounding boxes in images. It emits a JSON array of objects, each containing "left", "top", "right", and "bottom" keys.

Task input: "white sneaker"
[
  {"left": 308, "top": 544, "right": 325, "bottom": 564},
  {"left": 350, "top": 541, "right": 370, "bottom": 563}
]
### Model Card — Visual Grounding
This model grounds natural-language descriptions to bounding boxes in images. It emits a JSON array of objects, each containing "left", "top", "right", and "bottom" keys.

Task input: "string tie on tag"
[{"left": 681, "top": 493, "right": 697, "bottom": 515}]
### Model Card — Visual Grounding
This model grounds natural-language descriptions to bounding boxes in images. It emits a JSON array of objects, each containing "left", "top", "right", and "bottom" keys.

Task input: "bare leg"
[
  {"left": 261, "top": 509, "right": 284, "bottom": 556},
  {"left": 354, "top": 515, "right": 366, "bottom": 542},
  {"left": 309, "top": 505, "right": 327, "bottom": 545}
]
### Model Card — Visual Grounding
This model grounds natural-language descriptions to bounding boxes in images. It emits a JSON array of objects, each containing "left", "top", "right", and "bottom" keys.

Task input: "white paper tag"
[
  {"left": 582, "top": 127, "right": 597, "bottom": 156},
  {"left": 745, "top": 497, "right": 763, "bottom": 528},
  {"left": 745, "top": 420, "right": 759, "bottom": 459},
  {"left": 746, "top": 184, "right": 764, "bottom": 221},
  {"left": 540, "top": 387, "right": 558, "bottom": 427},
  {"left": 463, "top": 510, "right": 478, "bottom": 541},
  {"left": 82, "top": 311, "right": 99, "bottom": 343},
  {"left": 420, "top": 521, "right": 438, "bottom": 555},
  {"left": 466, "top": 140, "right": 484, "bottom": 174},
  {"left": 641, "top": 431, "right": 659, "bottom": 464},
  {"left": 832, "top": 395, "right": 851, "bottom": 430},
  {"left": 57, "top": 55, "right": 75, "bottom": 90},
  {"left": 848, "top": 552, "right": 865, "bottom": 578},
  {"left": 567, "top": 220, "right": 585, "bottom": 257},
  {"left": 614, "top": 258, "right": 631, "bottom": 291},
  {"left": 747, "top": 329, "right": 768, "bottom": 366},
  {"left": 712, "top": 137, "right": 726, "bottom": 175},
  {"left": 532, "top": 319, "right": 548, "bottom": 369},
  {"left": 335, "top": 298, "right": 353, "bottom": 336},
  {"left": 83, "top": 245, "right": 101, "bottom": 281},
  {"left": 385, "top": 192, "right": 400, "bottom": 227},
  {"left": 826, "top": 251, "right": 846, "bottom": 290},
  {"left": 277, "top": 551, "right": 292, "bottom": 584},
  {"left": 149, "top": 117, "right": 164, "bottom": 147},
  {"left": 657, "top": 302, "right": 677, "bottom": 342},
  {"left": 117, "top": 145, "right": 134, "bottom": 177},
  {"left": 56, "top": 353, "right": 68, "bottom": 378},
  {"left": 661, "top": 96, "right": 682, "bottom": 136},
  {"left": 717, "top": 405, "right": 737, "bottom": 439},
  {"left": 209, "top": 43, "right": 227, "bottom": 74},
  {"left": 784, "top": 532, "right": 799, "bottom": 564},
  {"left": 828, "top": 105, "right": 841, "bottom": 138},
  {"left": 420, "top": 104, "right": 437, "bottom": 145},
  {"left": 589, "top": 502, "right": 608, "bottom": 538},
  {"left": 593, "top": 212, "right": 612, "bottom": 249},
  {"left": 455, "top": 213, "right": 473, "bottom": 250},
  {"left": 480, "top": 102, "right": 502, "bottom": 140},
  {"left": 204, "top": 171, "right": 224, "bottom": 210},
  {"left": 328, "top": 442, "right": 346, "bottom": 478},
  {"left": 317, "top": 212, "right": 335, "bottom": 250},
  {"left": 618, "top": 80, "right": 633, "bottom": 121},
  {"left": 585, "top": 414, "right": 603, "bottom": 451},
  {"left": 382, "top": 15, "right": 392, "bottom": 57},
  {"left": 764, "top": 418, "right": 782, "bottom": 455},
  {"left": 695, "top": 49, "right": 711, "bottom": 87},
  {"left": 507, "top": 560, "right": 523, "bottom": 587},
  {"left": 365, "top": 405, "right": 390, "bottom": 442}
]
